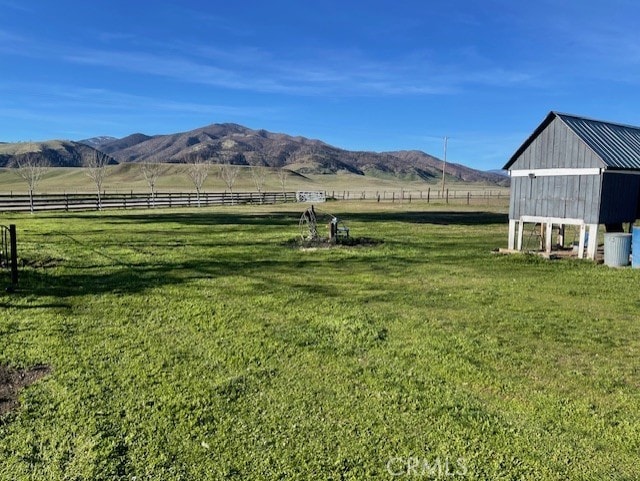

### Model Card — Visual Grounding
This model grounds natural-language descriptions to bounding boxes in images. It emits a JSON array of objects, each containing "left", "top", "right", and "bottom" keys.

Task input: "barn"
[{"left": 503, "top": 111, "right": 640, "bottom": 259}]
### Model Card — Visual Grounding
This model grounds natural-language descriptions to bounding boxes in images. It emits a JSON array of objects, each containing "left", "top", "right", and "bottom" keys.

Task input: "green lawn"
[{"left": 0, "top": 202, "right": 638, "bottom": 480}]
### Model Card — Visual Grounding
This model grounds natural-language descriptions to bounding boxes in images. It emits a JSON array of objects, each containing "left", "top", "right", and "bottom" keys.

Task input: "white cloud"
[{"left": 0, "top": 23, "right": 537, "bottom": 98}]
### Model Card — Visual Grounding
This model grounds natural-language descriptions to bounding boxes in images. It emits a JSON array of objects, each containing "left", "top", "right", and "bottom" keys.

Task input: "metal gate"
[{"left": 1, "top": 224, "right": 18, "bottom": 288}]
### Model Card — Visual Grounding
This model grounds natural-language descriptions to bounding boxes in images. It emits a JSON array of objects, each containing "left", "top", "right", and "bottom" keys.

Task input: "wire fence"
[
  {"left": 0, "top": 188, "right": 509, "bottom": 212},
  {"left": 326, "top": 188, "right": 508, "bottom": 205}
]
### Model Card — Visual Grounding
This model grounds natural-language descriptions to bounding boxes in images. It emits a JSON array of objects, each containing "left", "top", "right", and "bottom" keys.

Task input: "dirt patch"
[
  {"left": 0, "top": 365, "right": 51, "bottom": 416},
  {"left": 284, "top": 237, "right": 383, "bottom": 250}
]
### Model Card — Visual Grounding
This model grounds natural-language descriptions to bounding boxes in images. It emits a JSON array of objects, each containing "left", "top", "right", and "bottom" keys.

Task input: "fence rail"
[
  {"left": 0, "top": 188, "right": 509, "bottom": 212},
  {"left": 0, "top": 191, "right": 298, "bottom": 212},
  {"left": 326, "top": 188, "right": 508, "bottom": 204}
]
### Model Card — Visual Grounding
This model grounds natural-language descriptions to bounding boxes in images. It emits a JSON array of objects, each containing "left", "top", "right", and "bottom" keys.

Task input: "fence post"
[
  {"left": 446, "top": 189, "right": 449, "bottom": 204},
  {"left": 427, "top": 188, "right": 430, "bottom": 203},
  {"left": 467, "top": 192, "right": 470, "bottom": 205},
  {"left": 65, "top": 193, "right": 69, "bottom": 212},
  {"left": 9, "top": 224, "right": 18, "bottom": 287}
]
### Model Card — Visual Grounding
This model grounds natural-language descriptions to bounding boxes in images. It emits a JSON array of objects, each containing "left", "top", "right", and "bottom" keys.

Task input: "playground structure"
[
  {"left": 299, "top": 205, "right": 349, "bottom": 243},
  {"left": 1, "top": 224, "right": 18, "bottom": 290}
]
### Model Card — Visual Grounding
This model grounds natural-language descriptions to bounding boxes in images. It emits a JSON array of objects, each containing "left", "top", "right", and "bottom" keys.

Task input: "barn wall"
[
  {"left": 509, "top": 174, "right": 602, "bottom": 223},
  {"left": 509, "top": 117, "right": 603, "bottom": 171},
  {"left": 508, "top": 116, "right": 607, "bottom": 221},
  {"left": 599, "top": 173, "right": 640, "bottom": 223}
]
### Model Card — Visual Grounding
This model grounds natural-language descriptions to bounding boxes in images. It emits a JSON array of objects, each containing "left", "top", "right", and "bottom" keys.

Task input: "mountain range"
[{"left": 1, "top": 123, "right": 508, "bottom": 185}]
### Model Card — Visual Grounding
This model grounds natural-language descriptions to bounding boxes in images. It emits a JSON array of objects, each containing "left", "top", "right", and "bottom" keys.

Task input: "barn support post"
[
  {"left": 545, "top": 223, "right": 553, "bottom": 253},
  {"left": 587, "top": 224, "right": 599, "bottom": 260},
  {"left": 508, "top": 219, "right": 517, "bottom": 250},
  {"left": 578, "top": 224, "right": 587, "bottom": 259},
  {"left": 557, "top": 225, "right": 565, "bottom": 248},
  {"left": 516, "top": 220, "right": 524, "bottom": 251}
]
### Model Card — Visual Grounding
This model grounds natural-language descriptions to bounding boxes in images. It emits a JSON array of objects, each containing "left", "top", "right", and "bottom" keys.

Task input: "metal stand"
[{"left": 1, "top": 224, "right": 18, "bottom": 290}]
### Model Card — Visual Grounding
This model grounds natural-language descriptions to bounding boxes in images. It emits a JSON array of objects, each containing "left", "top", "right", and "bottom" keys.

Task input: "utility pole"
[{"left": 441, "top": 136, "right": 448, "bottom": 196}]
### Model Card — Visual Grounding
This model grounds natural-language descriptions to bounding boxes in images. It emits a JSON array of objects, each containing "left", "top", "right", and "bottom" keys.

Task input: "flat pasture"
[{"left": 0, "top": 202, "right": 638, "bottom": 480}]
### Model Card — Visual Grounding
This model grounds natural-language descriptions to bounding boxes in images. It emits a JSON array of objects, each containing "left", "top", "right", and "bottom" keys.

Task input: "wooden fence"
[
  {"left": 327, "top": 188, "right": 508, "bottom": 204},
  {"left": 0, "top": 188, "right": 509, "bottom": 213},
  {"left": 0, "top": 191, "right": 297, "bottom": 213}
]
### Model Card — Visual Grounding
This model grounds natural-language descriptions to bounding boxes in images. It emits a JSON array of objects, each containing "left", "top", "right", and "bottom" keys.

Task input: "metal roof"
[{"left": 504, "top": 111, "right": 640, "bottom": 170}]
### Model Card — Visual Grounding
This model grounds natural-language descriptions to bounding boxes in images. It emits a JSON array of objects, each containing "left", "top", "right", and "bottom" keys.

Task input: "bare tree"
[
  {"left": 277, "top": 168, "right": 289, "bottom": 196},
  {"left": 141, "top": 160, "right": 162, "bottom": 207},
  {"left": 9, "top": 144, "right": 49, "bottom": 214},
  {"left": 219, "top": 162, "right": 240, "bottom": 204},
  {"left": 184, "top": 153, "right": 211, "bottom": 207},
  {"left": 84, "top": 150, "right": 111, "bottom": 210},
  {"left": 249, "top": 159, "right": 268, "bottom": 196}
]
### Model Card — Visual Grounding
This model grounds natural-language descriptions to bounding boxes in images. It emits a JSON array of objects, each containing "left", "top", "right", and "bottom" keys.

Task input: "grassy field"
[
  {"left": 0, "top": 165, "right": 508, "bottom": 197},
  {"left": 0, "top": 201, "right": 638, "bottom": 480}
]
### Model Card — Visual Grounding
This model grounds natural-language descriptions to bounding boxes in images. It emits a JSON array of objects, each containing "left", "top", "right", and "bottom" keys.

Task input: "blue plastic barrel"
[
  {"left": 604, "top": 233, "right": 632, "bottom": 267},
  {"left": 633, "top": 227, "right": 640, "bottom": 268}
]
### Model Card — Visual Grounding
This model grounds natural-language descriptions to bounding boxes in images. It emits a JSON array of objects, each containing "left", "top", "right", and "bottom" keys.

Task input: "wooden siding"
[
  {"left": 509, "top": 117, "right": 603, "bottom": 170},
  {"left": 507, "top": 112, "right": 640, "bottom": 226},
  {"left": 599, "top": 173, "right": 640, "bottom": 223},
  {"left": 508, "top": 117, "right": 606, "bottom": 222},
  {"left": 509, "top": 174, "right": 602, "bottom": 223}
]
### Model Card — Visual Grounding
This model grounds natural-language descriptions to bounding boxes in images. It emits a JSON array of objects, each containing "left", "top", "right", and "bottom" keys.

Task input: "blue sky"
[{"left": 1, "top": 0, "right": 640, "bottom": 170}]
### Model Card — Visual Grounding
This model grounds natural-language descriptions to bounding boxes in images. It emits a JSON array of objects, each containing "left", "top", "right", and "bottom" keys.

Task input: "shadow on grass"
[
  {"left": 14, "top": 257, "right": 275, "bottom": 298},
  {"left": 343, "top": 211, "right": 508, "bottom": 225},
  {"left": 11, "top": 249, "right": 427, "bottom": 301},
  {"left": 12, "top": 254, "right": 361, "bottom": 299},
  {"left": 0, "top": 301, "right": 72, "bottom": 310},
  {"left": 34, "top": 209, "right": 507, "bottom": 227},
  {"left": 7, "top": 208, "right": 507, "bottom": 300},
  {"left": 51, "top": 210, "right": 304, "bottom": 227}
]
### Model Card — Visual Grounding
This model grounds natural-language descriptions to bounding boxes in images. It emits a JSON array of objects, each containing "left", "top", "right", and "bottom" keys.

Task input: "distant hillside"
[
  {"left": 97, "top": 123, "right": 508, "bottom": 185},
  {"left": 92, "top": 133, "right": 156, "bottom": 156},
  {"left": 0, "top": 140, "right": 117, "bottom": 168},
  {"left": 2, "top": 124, "right": 508, "bottom": 186},
  {"left": 79, "top": 136, "right": 117, "bottom": 149},
  {"left": 382, "top": 150, "right": 507, "bottom": 184}
]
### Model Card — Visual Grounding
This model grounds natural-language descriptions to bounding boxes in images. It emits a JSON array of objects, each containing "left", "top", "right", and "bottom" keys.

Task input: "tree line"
[{"left": 7, "top": 144, "right": 291, "bottom": 212}]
